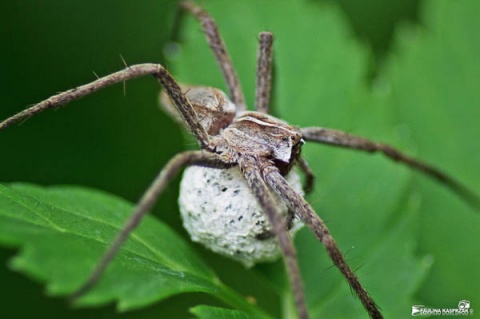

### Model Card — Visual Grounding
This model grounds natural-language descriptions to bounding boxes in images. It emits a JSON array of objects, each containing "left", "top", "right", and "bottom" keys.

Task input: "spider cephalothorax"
[
  {"left": 1, "top": 1, "right": 478, "bottom": 319},
  {"left": 212, "top": 111, "right": 304, "bottom": 169},
  {"left": 162, "top": 87, "right": 305, "bottom": 173}
]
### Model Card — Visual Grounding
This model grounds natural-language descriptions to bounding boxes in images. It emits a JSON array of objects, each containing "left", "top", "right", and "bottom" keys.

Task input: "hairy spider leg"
[
  {"left": 265, "top": 167, "right": 383, "bottom": 318},
  {"left": 301, "top": 127, "right": 480, "bottom": 210},
  {"left": 255, "top": 32, "right": 274, "bottom": 114},
  {"left": 70, "top": 151, "right": 231, "bottom": 300},
  {"left": 240, "top": 158, "right": 309, "bottom": 319},
  {"left": 180, "top": 0, "right": 246, "bottom": 112}
]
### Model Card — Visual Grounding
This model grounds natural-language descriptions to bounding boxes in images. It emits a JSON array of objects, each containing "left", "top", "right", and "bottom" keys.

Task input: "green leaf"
[
  {"left": 385, "top": 0, "right": 480, "bottom": 310},
  {"left": 0, "top": 183, "right": 264, "bottom": 316},
  {"left": 2, "top": 0, "right": 478, "bottom": 318},
  {"left": 190, "top": 305, "right": 265, "bottom": 319},
  {"left": 174, "top": 0, "right": 480, "bottom": 317},
  {"left": 174, "top": 0, "right": 428, "bottom": 317}
]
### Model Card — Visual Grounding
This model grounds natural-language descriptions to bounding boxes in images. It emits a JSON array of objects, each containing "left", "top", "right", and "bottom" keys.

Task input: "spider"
[{"left": 1, "top": 1, "right": 478, "bottom": 319}]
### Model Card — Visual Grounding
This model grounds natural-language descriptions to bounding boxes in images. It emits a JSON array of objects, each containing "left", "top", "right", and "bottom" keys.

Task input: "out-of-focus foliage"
[{"left": 0, "top": 0, "right": 478, "bottom": 318}]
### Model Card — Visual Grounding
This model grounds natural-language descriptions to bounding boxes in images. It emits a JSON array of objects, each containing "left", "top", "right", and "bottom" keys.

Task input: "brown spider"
[{"left": 1, "top": 1, "right": 478, "bottom": 319}]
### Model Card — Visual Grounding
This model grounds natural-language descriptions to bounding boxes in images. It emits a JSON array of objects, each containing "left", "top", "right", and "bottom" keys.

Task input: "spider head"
[{"left": 220, "top": 111, "right": 303, "bottom": 173}]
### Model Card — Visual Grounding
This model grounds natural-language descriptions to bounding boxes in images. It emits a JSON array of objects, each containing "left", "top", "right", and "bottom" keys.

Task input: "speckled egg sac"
[{"left": 179, "top": 166, "right": 304, "bottom": 267}]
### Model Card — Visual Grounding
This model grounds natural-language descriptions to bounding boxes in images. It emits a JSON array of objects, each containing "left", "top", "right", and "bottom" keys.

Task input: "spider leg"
[
  {"left": 297, "top": 156, "right": 315, "bottom": 194},
  {"left": 0, "top": 64, "right": 211, "bottom": 149},
  {"left": 255, "top": 209, "right": 297, "bottom": 240},
  {"left": 263, "top": 166, "right": 383, "bottom": 319},
  {"left": 301, "top": 126, "right": 480, "bottom": 210},
  {"left": 255, "top": 32, "right": 274, "bottom": 114},
  {"left": 240, "top": 158, "right": 309, "bottom": 319},
  {"left": 180, "top": 1, "right": 246, "bottom": 112},
  {"left": 70, "top": 150, "right": 231, "bottom": 301}
]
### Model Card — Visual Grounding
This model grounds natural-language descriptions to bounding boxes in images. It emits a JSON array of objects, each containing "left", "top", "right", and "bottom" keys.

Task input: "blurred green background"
[{"left": 1, "top": 0, "right": 478, "bottom": 318}]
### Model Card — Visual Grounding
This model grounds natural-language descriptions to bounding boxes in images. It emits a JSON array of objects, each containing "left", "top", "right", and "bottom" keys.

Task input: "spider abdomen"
[
  {"left": 160, "top": 86, "right": 236, "bottom": 135},
  {"left": 179, "top": 165, "right": 304, "bottom": 267}
]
